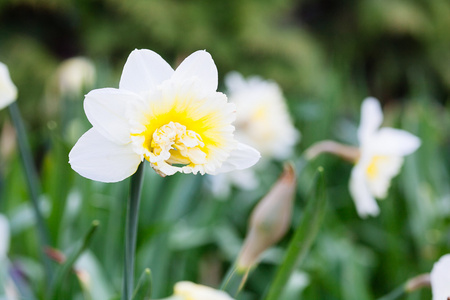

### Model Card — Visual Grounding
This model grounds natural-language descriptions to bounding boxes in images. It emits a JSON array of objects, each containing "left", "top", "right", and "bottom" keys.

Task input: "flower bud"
[
  {"left": 237, "top": 163, "right": 296, "bottom": 270},
  {"left": 57, "top": 57, "right": 96, "bottom": 96}
]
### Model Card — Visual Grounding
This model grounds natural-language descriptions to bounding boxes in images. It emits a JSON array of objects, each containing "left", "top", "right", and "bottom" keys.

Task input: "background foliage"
[{"left": 0, "top": 0, "right": 449, "bottom": 299}]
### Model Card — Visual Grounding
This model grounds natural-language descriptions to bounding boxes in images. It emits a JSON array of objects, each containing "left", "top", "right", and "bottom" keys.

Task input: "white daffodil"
[
  {"left": 349, "top": 97, "right": 420, "bottom": 217},
  {"left": 430, "top": 254, "right": 450, "bottom": 300},
  {"left": 173, "top": 281, "right": 234, "bottom": 300},
  {"left": 225, "top": 72, "right": 300, "bottom": 159},
  {"left": 69, "top": 50, "right": 260, "bottom": 182},
  {"left": 0, "top": 62, "right": 17, "bottom": 110},
  {"left": 57, "top": 57, "right": 96, "bottom": 96}
]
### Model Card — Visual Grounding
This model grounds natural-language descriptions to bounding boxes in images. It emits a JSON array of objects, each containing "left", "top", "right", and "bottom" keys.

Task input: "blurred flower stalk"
[
  {"left": 306, "top": 97, "right": 420, "bottom": 218},
  {"left": 377, "top": 254, "right": 450, "bottom": 300},
  {"left": 0, "top": 61, "right": 53, "bottom": 283}
]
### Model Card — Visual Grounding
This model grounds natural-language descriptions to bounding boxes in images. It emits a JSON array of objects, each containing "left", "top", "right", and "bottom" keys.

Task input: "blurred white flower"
[
  {"left": 0, "top": 214, "right": 9, "bottom": 261},
  {"left": 57, "top": 57, "right": 96, "bottom": 96},
  {"left": 174, "top": 281, "right": 234, "bottom": 300},
  {"left": 0, "top": 214, "right": 15, "bottom": 300},
  {"left": 69, "top": 50, "right": 260, "bottom": 182},
  {"left": 208, "top": 72, "right": 299, "bottom": 197},
  {"left": 349, "top": 97, "right": 420, "bottom": 217},
  {"left": 0, "top": 62, "right": 17, "bottom": 110},
  {"left": 208, "top": 168, "right": 258, "bottom": 199},
  {"left": 430, "top": 254, "right": 450, "bottom": 300},
  {"left": 225, "top": 72, "right": 300, "bottom": 159}
]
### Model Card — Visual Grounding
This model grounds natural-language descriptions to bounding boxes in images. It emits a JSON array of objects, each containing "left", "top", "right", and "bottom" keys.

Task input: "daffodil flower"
[
  {"left": 209, "top": 72, "right": 299, "bottom": 196},
  {"left": 69, "top": 50, "right": 260, "bottom": 182},
  {"left": 173, "top": 281, "right": 234, "bottom": 300},
  {"left": 225, "top": 72, "right": 300, "bottom": 159},
  {"left": 349, "top": 97, "right": 420, "bottom": 217},
  {"left": 0, "top": 62, "right": 17, "bottom": 110},
  {"left": 430, "top": 254, "right": 450, "bottom": 300}
]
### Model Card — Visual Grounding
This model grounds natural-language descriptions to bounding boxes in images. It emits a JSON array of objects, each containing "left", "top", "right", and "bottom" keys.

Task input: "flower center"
[
  {"left": 366, "top": 155, "right": 388, "bottom": 179},
  {"left": 149, "top": 121, "right": 207, "bottom": 166}
]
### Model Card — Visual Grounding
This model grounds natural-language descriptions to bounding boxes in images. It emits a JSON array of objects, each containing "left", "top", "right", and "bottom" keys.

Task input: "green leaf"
[{"left": 49, "top": 220, "right": 100, "bottom": 300}]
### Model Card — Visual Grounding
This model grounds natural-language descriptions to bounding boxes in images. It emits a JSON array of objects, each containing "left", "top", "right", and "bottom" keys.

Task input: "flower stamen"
[{"left": 148, "top": 121, "right": 207, "bottom": 167}]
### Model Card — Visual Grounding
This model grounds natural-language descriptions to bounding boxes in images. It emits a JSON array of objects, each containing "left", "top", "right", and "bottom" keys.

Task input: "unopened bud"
[
  {"left": 75, "top": 269, "right": 91, "bottom": 290},
  {"left": 57, "top": 57, "right": 96, "bottom": 96},
  {"left": 237, "top": 163, "right": 296, "bottom": 270},
  {"left": 174, "top": 281, "right": 234, "bottom": 300},
  {"left": 305, "top": 140, "right": 360, "bottom": 163}
]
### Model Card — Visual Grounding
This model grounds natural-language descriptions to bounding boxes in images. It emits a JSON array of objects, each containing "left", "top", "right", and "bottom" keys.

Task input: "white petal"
[
  {"left": 349, "top": 164, "right": 380, "bottom": 218},
  {"left": 358, "top": 97, "right": 383, "bottom": 144},
  {"left": 213, "top": 143, "right": 261, "bottom": 174},
  {"left": 0, "top": 62, "right": 18, "bottom": 110},
  {"left": 171, "top": 50, "right": 218, "bottom": 92},
  {"left": 84, "top": 88, "right": 142, "bottom": 144},
  {"left": 430, "top": 254, "right": 450, "bottom": 300},
  {"left": 119, "top": 49, "right": 174, "bottom": 94},
  {"left": 0, "top": 214, "right": 10, "bottom": 260},
  {"left": 69, "top": 128, "right": 141, "bottom": 182},
  {"left": 369, "top": 128, "right": 421, "bottom": 156}
]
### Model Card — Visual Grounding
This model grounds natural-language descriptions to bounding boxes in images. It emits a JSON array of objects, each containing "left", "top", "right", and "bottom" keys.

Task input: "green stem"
[
  {"left": 8, "top": 102, "right": 53, "bottom": 279},
  {"left": 122, "top": 163, "right": 145, "bottom": 300},
  {"left": 265, "top": 167, "right": 327, "bottom": 300}
]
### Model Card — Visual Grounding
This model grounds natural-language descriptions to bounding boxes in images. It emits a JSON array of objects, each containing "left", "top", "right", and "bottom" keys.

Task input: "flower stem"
[
  {"left": 8, "top": 101, "right": 53, "bottom": 280},
  {"left": 376, "top": 273, "right": 431, "bottom": 300},
  {"left": 220, "top": 264, "right": 250, "bottom": 297},
  {"left": 264, "top": 167, "right": 327, "bottom": 300},
  {"left": 122, "top": 162, "right": 145, "bottom": 300}
]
